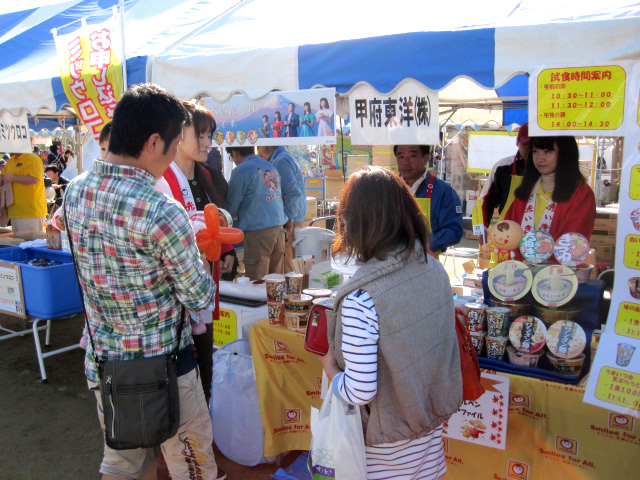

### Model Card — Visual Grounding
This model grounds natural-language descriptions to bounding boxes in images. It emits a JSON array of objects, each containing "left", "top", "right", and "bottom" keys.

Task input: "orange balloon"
[{"left": 195, "top": 204, "right": 244, "bottom": 261}]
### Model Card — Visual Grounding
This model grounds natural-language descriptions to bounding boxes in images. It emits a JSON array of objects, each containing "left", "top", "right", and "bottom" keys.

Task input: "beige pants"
[
  {"left": 243, "top": 225, "right": 285, "bottom": 280},
  {"left": 88, "top": 368, "right": 218, "bottom": 480},
  {"left": 284, "top": 221, "right": 304, "bottom": 274},
  {"left": 11, "top": 217, "right": 45, "bottom": 237}
]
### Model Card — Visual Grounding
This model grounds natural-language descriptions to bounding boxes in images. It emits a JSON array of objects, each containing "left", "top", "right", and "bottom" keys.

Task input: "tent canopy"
[{"left": 1, "top": 0, "right": 639, "bottom": 126}]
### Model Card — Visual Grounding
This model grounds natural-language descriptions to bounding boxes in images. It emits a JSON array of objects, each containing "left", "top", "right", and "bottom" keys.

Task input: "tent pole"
[{"left": 118, "top": 1, "right": 127, "bottom": 93}]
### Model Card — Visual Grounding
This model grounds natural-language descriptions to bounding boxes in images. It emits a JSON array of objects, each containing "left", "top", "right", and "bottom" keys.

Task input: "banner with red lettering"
[{"left": 53, "top": 17, "right": 123, "bottom": 140}]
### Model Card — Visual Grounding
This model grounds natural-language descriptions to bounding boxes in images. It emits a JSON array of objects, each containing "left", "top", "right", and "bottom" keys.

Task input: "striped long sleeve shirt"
[{"left": 332, "top": 289, "right": 447, "bottom": 480}]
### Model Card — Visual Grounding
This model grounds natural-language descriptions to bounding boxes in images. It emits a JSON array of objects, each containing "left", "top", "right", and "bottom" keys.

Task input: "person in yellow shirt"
[{"left": 1, "top": 152, "right": 47, "bottom": 237}]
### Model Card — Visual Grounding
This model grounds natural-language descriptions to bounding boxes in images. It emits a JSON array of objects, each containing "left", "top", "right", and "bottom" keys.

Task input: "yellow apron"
[
  {"left": 489, "top": 160, "right": 523, "bottom": 267},
  {"left": 415, "top": 174, "right": 441, "bottom": 259}
]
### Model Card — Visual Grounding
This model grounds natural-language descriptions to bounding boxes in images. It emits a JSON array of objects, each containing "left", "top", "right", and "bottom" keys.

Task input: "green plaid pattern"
[{"left": 64, "top": 161, "right": 216, "bottom": 381}]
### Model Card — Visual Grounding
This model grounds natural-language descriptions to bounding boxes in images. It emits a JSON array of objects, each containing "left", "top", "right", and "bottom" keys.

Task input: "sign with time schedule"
[{"left": 536, "top": 65, "right": 626, "bottom": 131}]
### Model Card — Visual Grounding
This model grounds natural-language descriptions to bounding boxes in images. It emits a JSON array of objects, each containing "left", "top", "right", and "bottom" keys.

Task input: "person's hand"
[
  {"left": 319, "top": 348, "right": 341, "bottom": 380},
  {"left": 52, "top": 184, "right": 62, "bottom": 189},
  {"left": 221, "top": 254, "right": 234, "bottom": 274},
  {"left": 286, "top": 219, "right": 293, "bottom": 238},
  {"left": 2, "top": 173, "right": 13, "bottom": 183}
]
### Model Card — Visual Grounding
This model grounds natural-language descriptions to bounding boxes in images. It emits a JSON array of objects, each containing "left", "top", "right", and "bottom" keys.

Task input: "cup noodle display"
[{"left": 476, "top": 236, "right": 593, "bottom": 378}]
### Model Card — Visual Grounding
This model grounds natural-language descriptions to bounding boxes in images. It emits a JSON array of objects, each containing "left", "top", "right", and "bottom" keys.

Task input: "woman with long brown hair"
[{"left": 320, "top": 166, "right": 462, "bottom": 479}]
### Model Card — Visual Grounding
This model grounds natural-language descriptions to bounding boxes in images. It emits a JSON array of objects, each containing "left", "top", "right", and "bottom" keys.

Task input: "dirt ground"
[{"left": 0, "top": 313, "right": 297, "bottom": 480}]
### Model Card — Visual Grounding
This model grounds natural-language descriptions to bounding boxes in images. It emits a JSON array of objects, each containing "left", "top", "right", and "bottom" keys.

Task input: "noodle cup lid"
[
  {"left": 532, "top": 265, "right": 578, "bottom": 307},
  {"left": 553, "top": 232, "right": 590, "bottom": 267},
  {"left": 546, "top": 320, "right": 586, "bottom": 359},
  {"left": 519, "top": 230, "right": 555, "bottom": 264},
  {"left": 488, "top": 260, "right": 533, "bottom": 302},
  {"left": 509, "top": 315, "right": 547, "bottom": 353},
  {"left": 263, "top": 273, "right": 285, "bottom": 282},
  {"left": 303, "top": 288, "right": 332, "bottom": 298}
]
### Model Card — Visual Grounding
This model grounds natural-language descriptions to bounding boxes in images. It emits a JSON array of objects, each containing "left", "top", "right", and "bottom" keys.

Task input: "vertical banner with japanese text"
[
  {"left": 529, "top": 61, "right": 640, "bottom": 416},
  {"left": 53, "top": 17, "right": 123, "bottom": 140},
  {"left": 349, "top": 82, "right": 439, "bottom": 145}
]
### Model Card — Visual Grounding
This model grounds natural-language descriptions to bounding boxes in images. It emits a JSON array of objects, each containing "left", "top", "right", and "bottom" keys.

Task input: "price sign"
[
  {"left": 630, "top": 165, "right": 640, "bottom": 200},
  {"left": 615, "top": 302, "right": 640, "bottom": 339},
  {"left": 594, "top": 367, "right": 640, "bottom": 412},
  {"left": 536, "top": 65, "right": 626, "bottom": 131},
  {"left": 624, "top": 235, "right": 640, "bottom": 269}
]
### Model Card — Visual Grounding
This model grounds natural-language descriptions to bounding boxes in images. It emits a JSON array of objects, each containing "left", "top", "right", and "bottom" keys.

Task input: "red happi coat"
[{"left": 504, "top": 181, "right": 596, "bottom": 261}]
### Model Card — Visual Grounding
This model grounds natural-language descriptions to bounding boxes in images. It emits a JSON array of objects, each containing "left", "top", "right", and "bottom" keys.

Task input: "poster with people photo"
[{"left": 203, "top": 88, "right": 336, "bottom": 147}]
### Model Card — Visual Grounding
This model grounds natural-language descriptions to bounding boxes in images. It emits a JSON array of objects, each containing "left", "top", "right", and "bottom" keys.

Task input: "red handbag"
[
  {"left": 304, "top": 300, "right": 332, "bottom": 356},
  {"left": 455, "top": 307, "right": 485, "bottom": 401}
]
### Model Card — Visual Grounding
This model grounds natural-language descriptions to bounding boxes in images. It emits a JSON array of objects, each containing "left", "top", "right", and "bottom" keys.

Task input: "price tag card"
[
  {"left": 630, "top": 165, "right": 640, "bottom": 200},
  {"left": 624, "top": 235, "right": 640, "bottom": 269},
  {"left": 594, "top": 367, "right": 640, "bottom": 412},
  {"left": 615, "top": 302, "right": 640, "bottom": 339}
]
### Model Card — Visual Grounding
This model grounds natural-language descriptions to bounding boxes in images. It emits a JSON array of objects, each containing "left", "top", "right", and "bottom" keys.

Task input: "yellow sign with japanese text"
[
  {"left": 213, "top": 308, "right": 238, "bottom": 347},
  {"left": 624, "top": 235, "right": 640, "bottom": 269},
  {"left": 54, "top": 17, "right": 123, "bottom": 140},
  {"left": 630, "top": 165, "right": 640, "bottom": 200},
  {"left": 537, "top": 65, "right": 626, "bottom": 131}
]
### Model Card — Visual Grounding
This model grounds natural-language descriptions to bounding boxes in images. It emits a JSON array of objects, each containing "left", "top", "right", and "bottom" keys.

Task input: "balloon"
[{"left": 195, "top": 204, "right": 244, "bottom": 261}]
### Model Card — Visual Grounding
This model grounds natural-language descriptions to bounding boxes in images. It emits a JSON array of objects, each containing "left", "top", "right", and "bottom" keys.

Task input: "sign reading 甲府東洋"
[
  {"left": 53, "top": 16, "right": 123, "bottom": 140},
  {"left": 349, "top": 82, "right": 439, "bottom": 146}
]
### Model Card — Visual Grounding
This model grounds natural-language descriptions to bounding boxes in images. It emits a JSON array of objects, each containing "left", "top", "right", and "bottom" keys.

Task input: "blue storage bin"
[{"left": 0, "top": 247, "right": 83, "bottom": 318}]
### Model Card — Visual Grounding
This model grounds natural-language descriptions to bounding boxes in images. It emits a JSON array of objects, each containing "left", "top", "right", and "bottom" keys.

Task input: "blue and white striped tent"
[{"left": 1, "top": 0, "right": 639, "bottom": 126}]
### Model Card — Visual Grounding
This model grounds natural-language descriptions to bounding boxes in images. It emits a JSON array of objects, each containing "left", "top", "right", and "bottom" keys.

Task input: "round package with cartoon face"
[
  {"left": 509, "top": 315, "right": 547, "bottom": 353},
  {"left": 553, "top": 232, "right": 590, "bottom": 266},
  {"left": 488, "top": 260, "right": 533, "bottom": 302},
  {"left": 519, "top": 230, "right": 555, "bottom": 264},
  {"left": 532, "top": 265, "right": 578, "bottom": 307}
]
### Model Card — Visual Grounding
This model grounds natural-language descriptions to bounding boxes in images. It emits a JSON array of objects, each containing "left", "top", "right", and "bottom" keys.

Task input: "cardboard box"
[
  {"left": 305, "top": 197, "right": 318, "bottom": 221},
  {"left": 590, "top": 235, "right": 615, "bottom": 247},
  {"left": 323, "top": 168, "right": 343, "bottom": 178},
  {"left": 347, "top": 155, "right": 370, "bottom": 176},
  {"left": 325, "top": 178, "right": 345, "bottom": 200},
  {"left": 596, "top": 206, "right": 618, "bottom": 219},
  {"left": 595, "top": 245, "right": 615, "bottom": 266},
  {"left": 465, "top": 230, "right": 477, "bottom": 240},
  {"left": 594, "top": 217, "right": 617, "bottom": 232}
]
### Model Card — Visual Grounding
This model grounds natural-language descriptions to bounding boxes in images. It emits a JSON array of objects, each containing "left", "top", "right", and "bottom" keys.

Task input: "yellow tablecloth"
[
  {"left": 249, "top": 319, "right": 323, "bottom": 457},
  {"left": 250, "top": 320, "right": 640, "bottom": 475},
  {"left": 444, "top": 371, "right": 640, "bottom": 479}
]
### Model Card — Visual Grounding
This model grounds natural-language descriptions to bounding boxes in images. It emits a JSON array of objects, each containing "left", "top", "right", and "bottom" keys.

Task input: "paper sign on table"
[{"left": 443, "top": 372, "right": 510, "bottom": 450}]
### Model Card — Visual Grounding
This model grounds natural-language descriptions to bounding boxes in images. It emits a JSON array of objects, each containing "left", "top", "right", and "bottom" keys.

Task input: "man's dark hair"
[
  {"left": 226, "top": 147, "right": 255, "bottom": 157},
  {"left": 33, "top": 146, "right": 40, "bottom": 154},
  {"left": 333, "top": 166, "right": 429, "bottom": 263},
  {"left": 515, "top": 136, "right": 585, "bottom": 203},
  {"left": 109, "top": 84, "right": 186, "bottom": 158},
  {"left": 49, "top": 141, "right": 60, "bottom": 153},
  {"left": 288, "top": 102, "right": 295, "bottom": 109},
  {"left": 393, "top": 145, "right": 431, "bottom": 156},
  {"left": 44, "top": 166, "right": 60, "bottom": 175},
  {"left": 99, "top": 121, "right": 112, "bottom": 144}
]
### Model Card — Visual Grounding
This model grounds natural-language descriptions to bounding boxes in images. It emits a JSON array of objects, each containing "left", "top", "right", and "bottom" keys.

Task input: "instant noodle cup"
[
  {"left": 616, "top": 343, "right": 636, "bottom": 367},
  {"left": 464, "top": 303, "right": 487, "bottom": 333},
  {"left": 263, "top": 273, "right": 285, "bottom": 302},
  {"left": 546, "top": 352, "right": 585, "bottom": 375},
  {"left": 631, "top": 207, "right": 640, "bottom": 232},
  {"left": 284, "top": 272, "right": 304, "bottom": 295},
  {"left": 284, "top": 311, "right": 308, "bottom": 333},
  {"left": 533, "top": 304, "right": 580, "bottom": 328},
  {"left": 554, "top": 232, "right": 590, "bottom": 266},
  {"left": 284, "top": 294, "right": 313, "bottom": 314},
  {"left": 486, "top": 307, "right": 510, "bottom": 337},
  {"left": 532, "top": 265, "right": 578, "bottom": 307},
  {"left": 545, "top": 320, "right": 586, "bottom": 359},
  {"left": 267, "top": 300, "right": 284, "bottom": 325},
  {"left": 519, "top": 230, "right": 555, "bottom": 264},
  {"left": 490, "top": 299, "right": 532, "bottom": 318},
  {"left": 488, "top": 260, "right": 533, "bottom": 302},
  {"left": 572, "top": 263, "right": 594, "bottom": 282},
  {"left": 506, "top": 345, "right": 543, "bottom": 367},
  {"left": 628, "top": 277, "right": 640, "bottom": 300},
  {"left": 303, "top": 288, "right": 333, "bottom": 299},
  {"left": 485, "top": 336, "right": 509, "bottom": 360},
  {"left": 509, "top": 315, "right": 547, "bottom": 353},
  {"left": 470, "top": 332, "right": 485, "bottom": 356}
]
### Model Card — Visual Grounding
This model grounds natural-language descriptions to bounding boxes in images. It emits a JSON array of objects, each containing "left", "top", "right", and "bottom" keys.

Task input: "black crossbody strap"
[{"left": 62, "top": 201, "right": 187, "bottom": 365}]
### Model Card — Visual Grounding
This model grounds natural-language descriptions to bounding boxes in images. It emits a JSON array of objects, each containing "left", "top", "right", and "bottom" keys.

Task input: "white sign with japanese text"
[
  {"left": 0, "top": 109, "right": 31, "bottom": 154},
  {"left": 349, "top": 82, "right": 439, "bottom": 145},
  {"left": 443, "top": 372, "right": 510, "bottom": 450}
]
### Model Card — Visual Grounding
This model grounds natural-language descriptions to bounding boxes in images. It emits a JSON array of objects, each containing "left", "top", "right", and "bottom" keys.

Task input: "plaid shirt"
[{"left": 64, "top": 161, "right": 216, "bottom": 382}]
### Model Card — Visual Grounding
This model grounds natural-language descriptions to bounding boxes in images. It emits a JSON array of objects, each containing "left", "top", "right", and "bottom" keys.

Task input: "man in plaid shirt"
[{"left": 64, "top": 84, "right": 221, "bottom": 480}]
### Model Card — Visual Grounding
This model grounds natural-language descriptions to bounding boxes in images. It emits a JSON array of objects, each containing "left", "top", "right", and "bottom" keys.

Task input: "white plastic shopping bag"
[{"left": 308, "top": 389, "right": 367, "bottom": 480}]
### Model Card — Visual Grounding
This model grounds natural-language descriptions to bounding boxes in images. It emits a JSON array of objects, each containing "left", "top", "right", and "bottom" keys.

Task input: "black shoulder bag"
[{"left": 64, "top": 204, "right": 183, "bottom": 450}]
